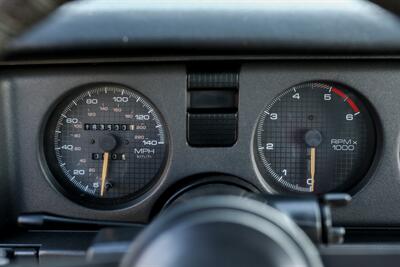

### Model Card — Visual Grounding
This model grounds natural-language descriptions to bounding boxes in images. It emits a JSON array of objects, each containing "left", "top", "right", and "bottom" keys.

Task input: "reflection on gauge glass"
[
  {"left": 44, "top": 84, "right": 168, "bottom": 207},
  {"left": 254, "top": 82, "right": 376, "bottom": 194}
]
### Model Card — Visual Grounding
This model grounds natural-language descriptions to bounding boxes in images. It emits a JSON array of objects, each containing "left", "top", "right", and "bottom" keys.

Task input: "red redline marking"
[
  {"left": 331, "top": 87, "right": 360, "bottom": 113},
  {"left": 331, "top": 87, "right": 346, "bottom": 99},
  {"left": 347, "top": 98, "right": 360, "bottom": 113}
]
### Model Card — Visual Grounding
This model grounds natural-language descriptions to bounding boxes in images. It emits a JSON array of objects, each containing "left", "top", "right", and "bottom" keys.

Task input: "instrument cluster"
[{"left": 41, "top": 75, "right": 378, "bottom": 209}]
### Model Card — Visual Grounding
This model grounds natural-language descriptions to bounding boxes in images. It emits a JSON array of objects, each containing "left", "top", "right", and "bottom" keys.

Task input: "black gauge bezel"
[
  {"left": 42, "top": 83, "right": 170, "bottom": 209},
  {"left": 253, "top": 81, "right": 379, "bottom": 195}
]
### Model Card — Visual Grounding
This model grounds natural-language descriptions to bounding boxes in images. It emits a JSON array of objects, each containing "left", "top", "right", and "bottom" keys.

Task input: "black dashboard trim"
[{"left": 4, "top": 0, "right": 400, "bottom": 61}]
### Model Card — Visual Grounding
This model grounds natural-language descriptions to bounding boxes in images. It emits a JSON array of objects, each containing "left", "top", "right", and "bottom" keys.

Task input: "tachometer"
[
  {"left": 44, "top": 84, "right": 168, "bottom": 207},
  {"left": 253, "top": 82, "right": 376, "bottom": 194}
]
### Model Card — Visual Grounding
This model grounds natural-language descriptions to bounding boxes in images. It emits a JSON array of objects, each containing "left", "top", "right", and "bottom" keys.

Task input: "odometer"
[
  {"left": 254, "top": 82, "right": 376, "bottom": 194},
  {"left": 44, "top": 84, "right": 168, "bottom": 207}
]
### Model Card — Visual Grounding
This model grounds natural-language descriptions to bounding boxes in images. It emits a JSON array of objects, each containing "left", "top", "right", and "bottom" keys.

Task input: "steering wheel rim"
[{"left": 120, "top": 195, "right": 323, "bottom": 267}]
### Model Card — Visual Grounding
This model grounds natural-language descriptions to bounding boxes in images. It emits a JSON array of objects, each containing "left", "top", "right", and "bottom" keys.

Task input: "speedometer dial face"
[
  {"left": 254, "top": 82, "right": 376, "bottom": 194},
  {"left": 44, "top": 84, "right": 168, "bottom": 207}
]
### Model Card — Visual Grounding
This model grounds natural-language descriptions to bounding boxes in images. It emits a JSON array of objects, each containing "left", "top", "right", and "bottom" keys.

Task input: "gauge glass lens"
[
  {"left": 254, "top": 82, "right": 376, "bottom": 194},
  {"left": 44, "top": 84, "right": 168, "bottom": 207}
]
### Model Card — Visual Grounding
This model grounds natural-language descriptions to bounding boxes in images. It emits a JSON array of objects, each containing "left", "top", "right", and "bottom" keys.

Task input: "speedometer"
[
  {"left": 44, "top": 84, "right": 168, "bottom": 208},
  {"left": 253, "top": 82, "right": 376, "bottom": 194}
]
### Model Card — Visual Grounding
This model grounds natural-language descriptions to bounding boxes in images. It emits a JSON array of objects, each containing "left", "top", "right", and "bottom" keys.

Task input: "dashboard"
[
  {"left": 1, "top": 61, "right": 399, "bottom": 226},
  {"left": 2, "top": 0, "right": 400, "bottom": 266}
]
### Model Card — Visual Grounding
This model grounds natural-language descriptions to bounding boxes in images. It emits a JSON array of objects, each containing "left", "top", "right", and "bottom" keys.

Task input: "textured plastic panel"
[
  {"left": 187, "top": 113, "right": 238, "bottom": 147},
  {"left": 188, "top": 90, "right": 237, "bottom": 110},
  {"left": 188, "top": 72, "right": 239, "bottom": 90}
]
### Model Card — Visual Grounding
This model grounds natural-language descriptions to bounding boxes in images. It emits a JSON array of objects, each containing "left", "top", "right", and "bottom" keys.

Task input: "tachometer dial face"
[
  {"left": 44, "top": 84, "right": 168, "bottom": 207},
  {"left": 254, "top": 82, "right": 376, "bottom": 194}
]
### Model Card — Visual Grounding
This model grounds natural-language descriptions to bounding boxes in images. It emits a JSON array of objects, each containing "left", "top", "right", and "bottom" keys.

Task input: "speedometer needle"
[
  {"left": 100, "top": 152, "right": 110, "bottom": 196},
  {"left": 310, "top": 147, "right": 316, "bottom": 192},
  {"left": 99, "top": 134, "right": 118, "bottom": 197}
]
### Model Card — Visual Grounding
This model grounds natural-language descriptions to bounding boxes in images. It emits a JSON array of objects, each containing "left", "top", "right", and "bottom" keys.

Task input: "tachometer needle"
[
  {"left": 100, "top": 152, "right": 110, "bottom": 197},
  {"left": 310, "top": 147, "right": 316, "bottom": 192}
]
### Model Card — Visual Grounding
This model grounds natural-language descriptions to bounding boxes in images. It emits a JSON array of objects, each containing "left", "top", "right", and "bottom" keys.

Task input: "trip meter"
[
  {"left": 44, "top": 84, "right": 168, "bottom": 207},
  {"left": 254, "top": 82, "right": 376, "bottom": 194}
]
